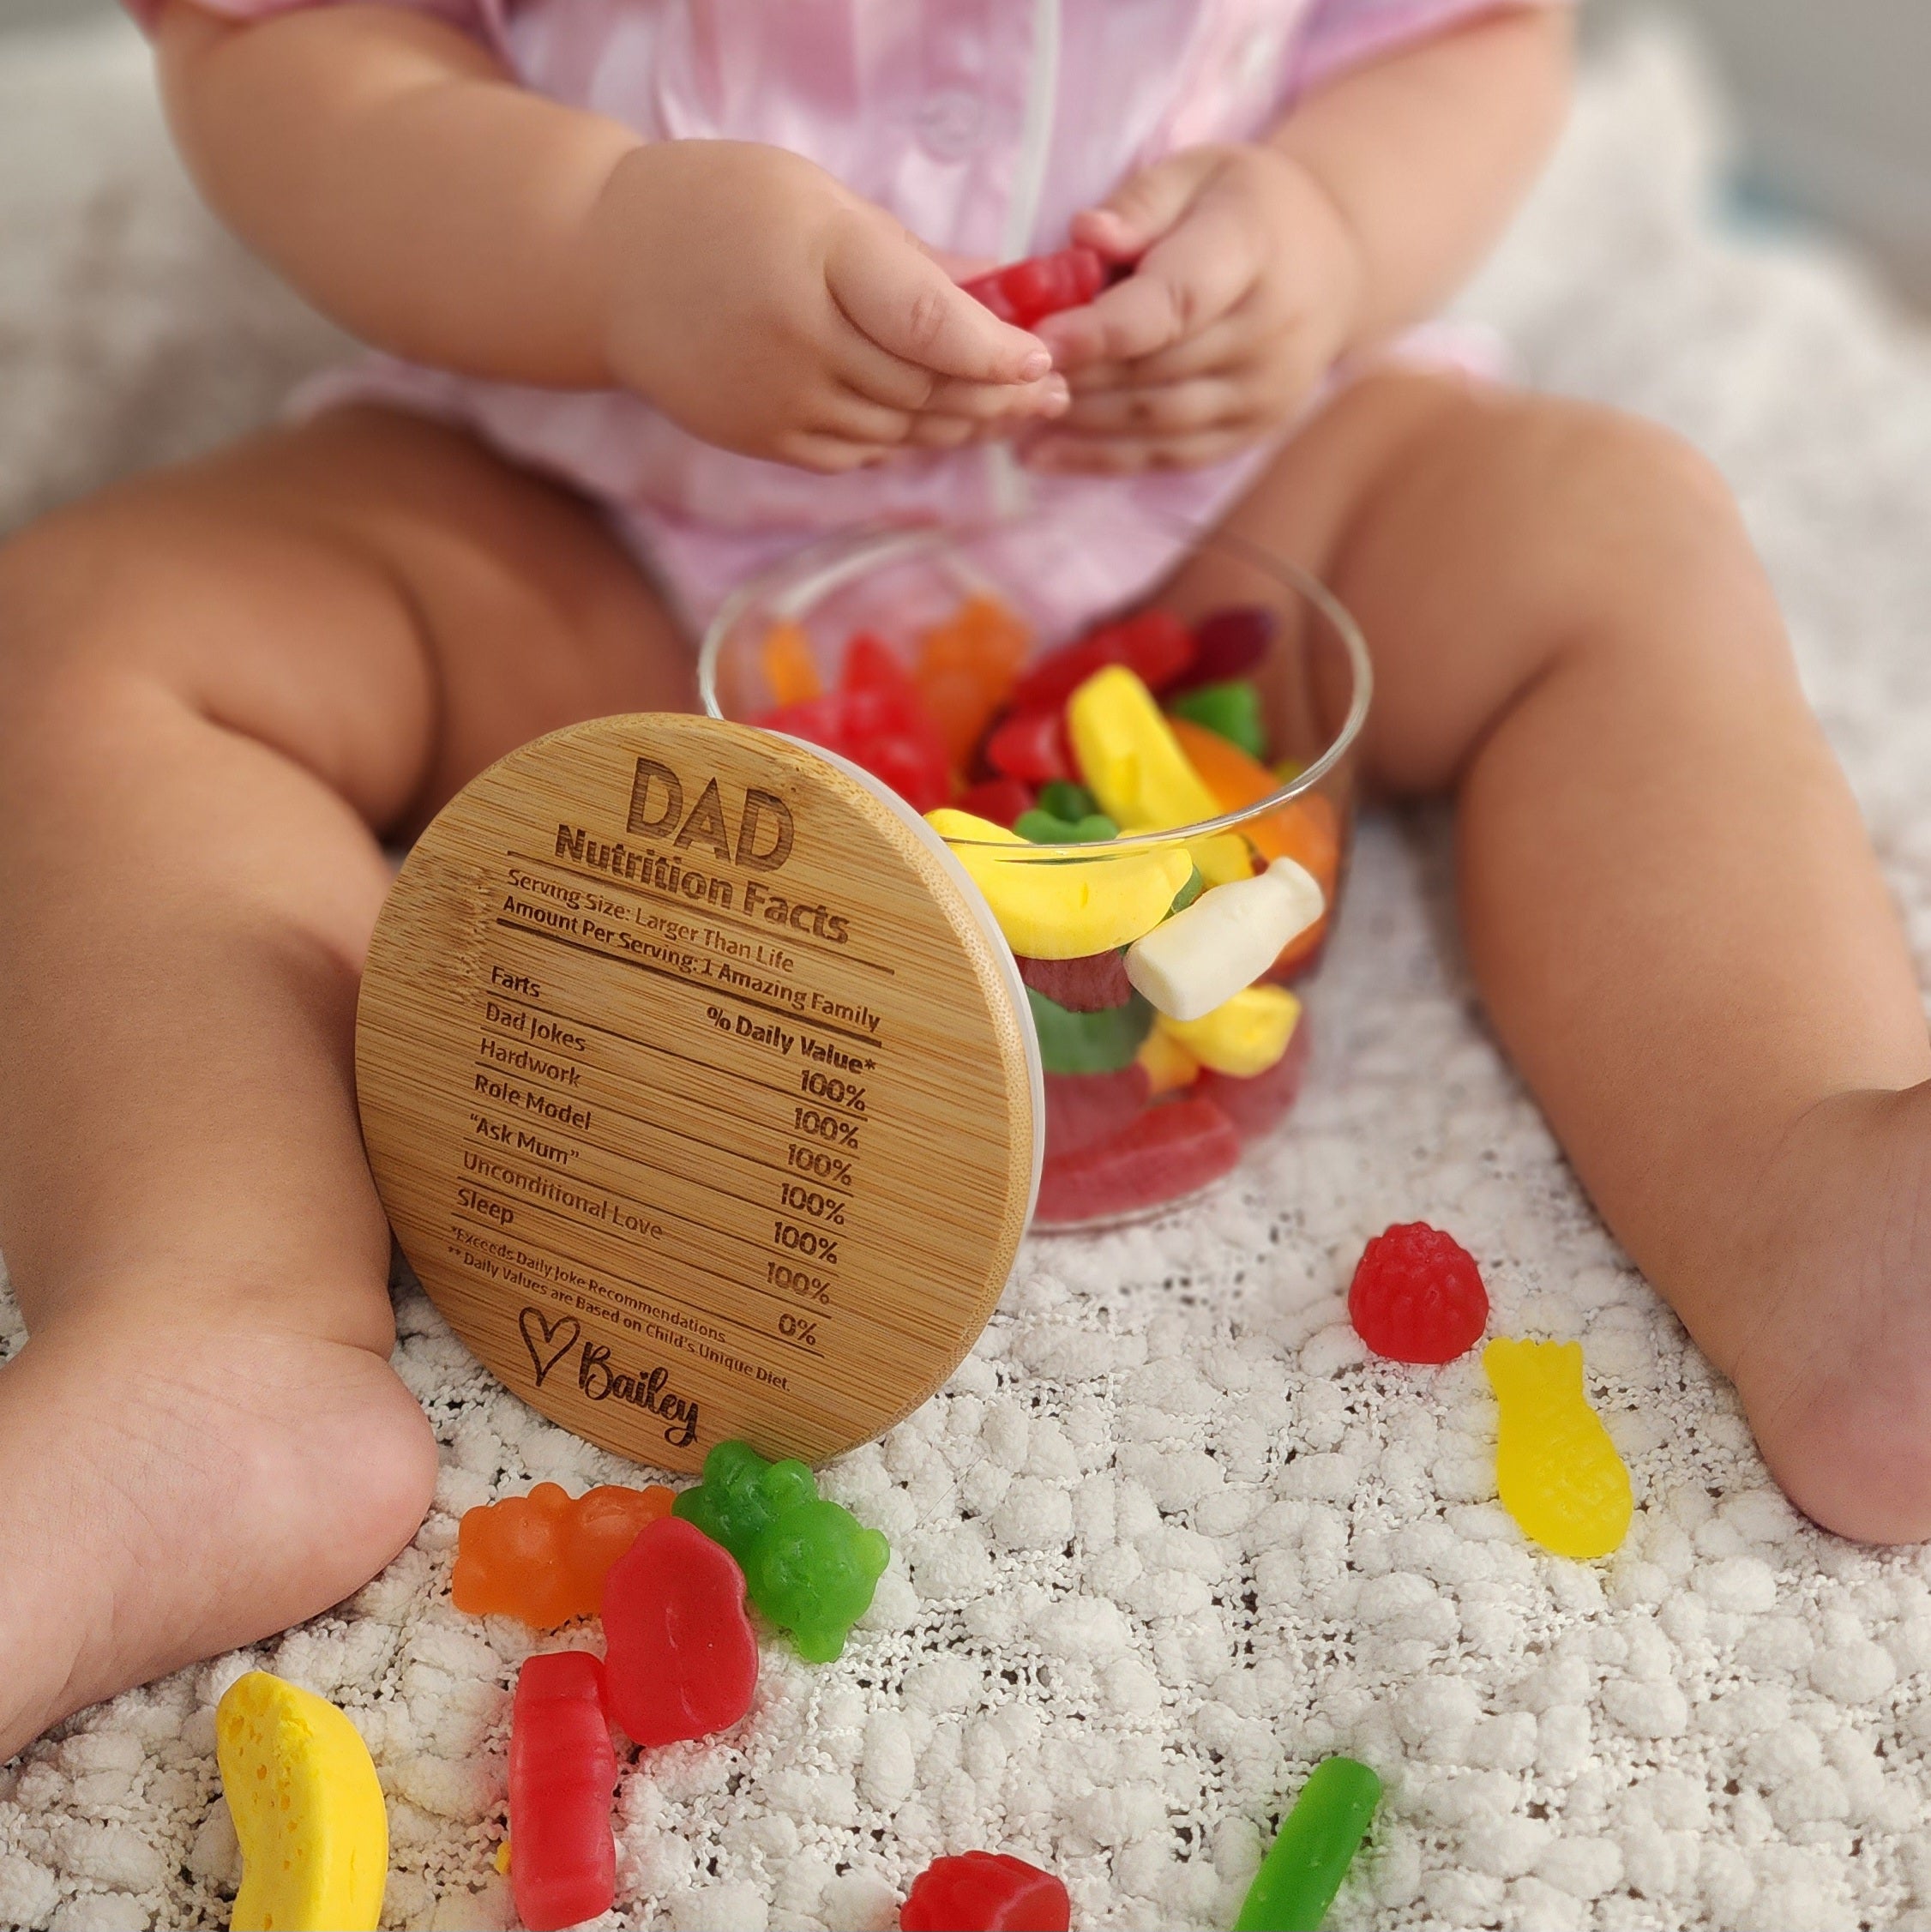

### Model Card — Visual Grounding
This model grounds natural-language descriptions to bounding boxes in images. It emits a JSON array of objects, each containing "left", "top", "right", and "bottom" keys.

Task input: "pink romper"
[{"left": 129, "top": 0, "right": 1565, "bottom": 638}]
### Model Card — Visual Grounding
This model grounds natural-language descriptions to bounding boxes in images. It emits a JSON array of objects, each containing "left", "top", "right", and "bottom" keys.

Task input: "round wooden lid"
[{"left": 357, "top": 714, "right": 1038, "bottom": 1472}]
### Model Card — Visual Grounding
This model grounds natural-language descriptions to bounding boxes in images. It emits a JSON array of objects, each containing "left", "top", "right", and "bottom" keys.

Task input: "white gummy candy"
[{"left": 1123, "top": 858, "right": 1325, "bottom": 1021}]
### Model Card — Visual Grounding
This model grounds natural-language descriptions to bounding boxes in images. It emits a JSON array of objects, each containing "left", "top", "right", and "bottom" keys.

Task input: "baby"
[{"left": 2, "top": 0, "right": 1925, "bottom": 1763}]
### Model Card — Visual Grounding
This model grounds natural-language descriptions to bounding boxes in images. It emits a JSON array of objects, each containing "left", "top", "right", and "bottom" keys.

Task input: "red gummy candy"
[
  {"left": 1007, "top": 610, "right": 1197, "bottom": 714},
  {"left": 508, "top": 1652, "right": 616, "bottom": 1932},
  {"left": 1043, "top": 1065, "right": 1151, "bottom": 1159},
  {"left": 1173, "top": 605, "right": 1275, "bottom": 691},
  {"left": 984, "top": 709, "right": 1075, "bottom": 785},
  {"left": 1194, "top": 1015, "right": 1310, "bottom": 1140},
  {"left": 1348, "top": 1221, "right": 1489, "bottom": 1364},
  {"left": 1017, "top": 949, "right": 1134, "bottom": 1013},
  {"left": 759, "top": 640, "right": 955, "bottom": 813},
  {"left": 957, "top": 777, "right": 1037, "bottom": 828},
  {"left": 1034, "top": 1094, "right": 1239, "bottom": 1225},
  {"left": 901, "top": 1852, "right": 1071, "bottom": 1932},
  {"left": 601, "top": 1516, "right": 758, "bottom": 1747},
  {"left": 962, "top": 245, "right": 1106, "bottom": 329}
]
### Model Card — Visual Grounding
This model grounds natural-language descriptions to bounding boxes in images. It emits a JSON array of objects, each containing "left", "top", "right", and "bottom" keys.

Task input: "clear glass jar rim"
[{"left": 695, "top": 515, "right": 1373, "bottom": 855}]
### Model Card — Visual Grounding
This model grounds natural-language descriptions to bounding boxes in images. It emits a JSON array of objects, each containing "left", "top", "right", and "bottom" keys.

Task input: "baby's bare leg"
[
  {"left": 0, "top": 406, "right": 689, "bottom": 1757},
  {"left": 1167, "top": 371, "right": 1931, "bottom": 1541}
]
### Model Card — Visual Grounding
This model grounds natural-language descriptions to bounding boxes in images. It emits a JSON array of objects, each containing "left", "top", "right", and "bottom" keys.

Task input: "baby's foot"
[
  {"left": 1722, "top": 1084, "right": 1931, "bottom": 1543},
  {"left": 0, "top": 1308, "right": 437, "bottom": 1760}
]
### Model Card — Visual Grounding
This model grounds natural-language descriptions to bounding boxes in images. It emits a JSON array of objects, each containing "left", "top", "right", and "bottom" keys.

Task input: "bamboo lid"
[{"left": 357, "top": 714, "right": 1038, "bottom": 1472}]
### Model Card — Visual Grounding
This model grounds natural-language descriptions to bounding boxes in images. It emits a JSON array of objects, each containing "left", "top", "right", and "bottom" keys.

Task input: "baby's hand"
[
  {"left": 590, "top": 141, "right": 1067, "bottom": 472},
  {"left": 1026, "top": 146, "right": 1364, "bottom": 473}
]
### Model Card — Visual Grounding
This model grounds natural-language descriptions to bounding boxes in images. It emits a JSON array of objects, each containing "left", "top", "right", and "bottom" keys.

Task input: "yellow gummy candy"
[
  {"left": 1136, "top": 1026, "right": 1201, "bottom": 1094},
  {"left": 927, "top": 809, "right": 1194, "bottom": 959},
  {"left": 1065, "top": 666, "right": 1251, "bottom": 886},
  {"left": 1154, "top": 984, "right": 1300, "bottom": 1078},
  {"left": 218, "top": 1670, "right": 388, "bottom": 1932},
  {"left": 1485, "top": 1339, "right": 1633, "bottom": 1561}
]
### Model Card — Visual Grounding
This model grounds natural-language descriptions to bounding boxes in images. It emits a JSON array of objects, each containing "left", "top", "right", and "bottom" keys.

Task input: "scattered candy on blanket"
[
  {"left": 1196, "top": 1013, "right": 1310, "bottom": 1135},
  {"left": 1065, "top": 666, "right": 1248, "bottom": 883},
  {"left": 600, "top": 1516, "right": 760, "bottom": 1745},
  {"left": 1042, "top": 1064, "right": 1152, "bottom": 1156},
  {"left": 452, "top": 1480, "right": 673, "bottom": 1628},
  {"left": 1125, "top": 858, "right": 1324, "bottom": 1020},
  {"left": 216, "top": 1671, "right": 388, "bottom": 1932},
  {"left": 1153, "top": 984, "right": 1299, "bottom": 1078},
  {"left": 1028, "top": 985, "right": 1153, "bottom": 1074},
  {"left": 926, "top": 810, "right": 1193, "bottom": 958},
  {"left": 1007, "top": 609, "right": 1196, "bottom": 713},
  {"left": 1231, "top": 1756, "right": 1382, "bottom": 1932},
  {"left": 674, "top": 1440, "right": 892, "bottom": 1659},
  {"left": 508, "top": 1652, "right": 617, "bottom": 1932},
  {"left": 985, "top": 708, "right": 1077, "bottom": 785},
  {"left": 961, "top": 244, "right": 1106, "bottom": 328},
  {"left": 955, "top": 777, "right": 1036, "bottom": 827},
  {"left": 1016, "top": 948, "right": 1134, "bottom": 1013},
  {"left": 759, "top": 619, "right": 822, "bottom": 706},
  {"left": 1176, "top": 603, "right": 1274, "bottom": 689},
  {"left": 1348, "top": 1222, "right": 1489, "bottom": 1364},
  {"left": 1014, "top": 807, "right": 1119, "bottom": 845},
  {"left": 1035, "top": 1092, "right": 1240, "bottom": 1223},
  {"left": 900, "top": 1851, "right": 1073, "bottom": 1932},
  {"left": 1167, "top": 677, "right": 1266, "bottom": 759},
  {"left": 1486, "top": 1339, "right": 1634, "bottom": 1560},
  {"left": 1135, "top": 1025, "right": 1202, "bottom": 1095}
]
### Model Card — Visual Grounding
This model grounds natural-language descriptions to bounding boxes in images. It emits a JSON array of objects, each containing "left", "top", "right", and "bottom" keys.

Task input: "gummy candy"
[
  {"left": 1028, "top": 985, "right": 1152, "bottom": 1074},
  {"left": 759, "top": 637, "right": 955, "bottom": 812},
  {"left": 1016, "top": 948, "right": 1134, "bottom": 1013},
  {"left": 1167, "top": 678, "right": 1266, "bottom": 760},
  {"left": 1008, "top": 610, "right": 1196, "bottom": 714},
  {"left": 1153, "top": 984, "right": 1299, "bottom": 1078},
  {"left": 1164, "top": 719, "right": 1340, "bottom": 902},
  {"left": 1043, "top": 1064, "right": 1152, "bottom": 1155},
  {"left": 1485, "top": 1339, "right": 1633, "bottom": 1560},
  {"left": 900, "top": 1851, "right": 1072, "bottom": 1931},
  {"left": 1176, "top": 604, "right": 1274, "bottom": 690},
  {"left": 1125, "top": 858, "right": 1324, "bottom": 1020},
  {"left": 1348, "top": 1222, "right": 1488, "bottom": 1365},
  {"left": 985, "top": 708, "right": 1076, "bottom": 785},
  {"left": 1136, "top": 1026, "right": 1201, "bottom": 1095},
  {"left": 1035, "top": 1093, "right": 1240, "bottom": 1224},
  {"left": 962, "top": 244, "right": 1106, "bottom": 328},
  {"left": 508, "top": 1651, "right": 616, "bottom": 1932},
  {"left": 926, "top": 809, "right": 1193, "bottom": 959},
  {"left": 1232, "top": 1756, "right": 1381, "bottom": 1932},
  {"left": 1036, "top": 779, "right": 1098, "bottom": 822},
  {"left": 600, "top": 1515, "right": 760, "bottom": 1745},
  {"left": 1196, "top": 1014, "right": 1309, "bottom": 1135},
  {"left": 1066, "top": 666, "right": 1248, "bottom": 884},
  {"left": 760, "top": 620, "right": 822, "bottom": 706},
  {"left": 917, "top": 594, "right": 1030, "bottom": 763},
  {"left": 674, "top": 1440, "right": 893, "bottom": 1661},
  {"left": 1014, "top": 808, "right": 1119, "bottom": 845},
  {"left": 217, "top": 1671, "right": 388, "bottom": 1932},
  {"left": 956, "top": 777, "right": 1036, "bottom": 827},
  {"left": 452, "top": 1480, "right": 673, "bottom": 1628}
]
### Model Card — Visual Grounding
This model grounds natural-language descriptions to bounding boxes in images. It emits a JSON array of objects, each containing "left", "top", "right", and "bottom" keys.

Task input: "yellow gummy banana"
[
  {"left": 1065, "top": 666, "right": 1252, "bottom": 885},
  {"left": 218, "top": 1670, "right": 388, "bottom": 1932},
  {"left": 928, "top": 809, "right": 1194, "bottom": 959},
  {"left": 1154, "top": 984, "right": 1300, "bottom": 1078},
  {"left": 1484, "top": 1339, "right": 1633, "bottom": 1560}
]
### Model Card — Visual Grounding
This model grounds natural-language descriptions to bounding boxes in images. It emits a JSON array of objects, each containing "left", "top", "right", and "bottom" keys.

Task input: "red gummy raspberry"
[{"left": 1347, "top": 1222, "right": 1488, "bottom": 1363}]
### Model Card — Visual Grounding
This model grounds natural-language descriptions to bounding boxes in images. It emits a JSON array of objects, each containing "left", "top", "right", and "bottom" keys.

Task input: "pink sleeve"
[
  {"left": 120, "top": 0, "right": 496, "bottom": 38},
  {"left": 1289, "top": 0, "right": 1573, "bottom": 98}
]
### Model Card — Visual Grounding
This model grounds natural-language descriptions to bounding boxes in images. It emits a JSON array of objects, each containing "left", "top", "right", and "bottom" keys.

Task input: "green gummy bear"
[
  {"left": 1014, "top": 809, "right": 1120, "bottom": 846},
  {"left": 673, "top": 1441, "right": 891, "bottom": 1661},
  {"left": 1036, "top": 779, "right": 1098, "bottom": 823},
  {"left": 1168, "top": 679, "right": 1266, "bottom": 761},
  {"left": 1233, "top": 1757, "right": 1381, "bottom": 1932},
  {"left": 1026, "top": 986, "right": 1152, "bottom": 1074}
]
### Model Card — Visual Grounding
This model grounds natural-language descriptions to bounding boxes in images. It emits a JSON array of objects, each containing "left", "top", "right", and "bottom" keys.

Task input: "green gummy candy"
[
  {"left": 1169, "top": 679, "right": 1266, "bottom": 761},
  {"left": 1026, "top": 986, "right": 1152, "bottom": 1074},
  {"left": 1037, "top": 779, "right": 1098, "bottom": 822},
  {"left": 1169, "top": 867, "right": 1206, "bottom": 915},
  {"left": 1014, "top": 810, "right": 1120, "bottom": 846},
  {"left": 672, "top": 1439, "right": 816, "bottom": 1565},
  {"left": 1232, "top": 1757, "right": 1382, "bottom": 1932}
]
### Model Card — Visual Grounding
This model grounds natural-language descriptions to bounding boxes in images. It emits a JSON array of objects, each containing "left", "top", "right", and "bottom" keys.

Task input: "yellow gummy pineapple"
[
  {"left": 217, "top": 1670, "right": 388, "bottom": 1932},
  {"left": 1484, "top": 1339, "right": 1633, "bottom": 1560}
]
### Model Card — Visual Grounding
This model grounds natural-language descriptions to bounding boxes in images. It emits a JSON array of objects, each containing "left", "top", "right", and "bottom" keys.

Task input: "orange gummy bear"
[
  {"left": 760, "top": 621, "right": 823, "bottom": 706},
  {"left": 451, "top": 1482, "right": 673, "bottom": 1628},
  {"left": 917, "top": 594, "right": 1031, "bottom": 767}
]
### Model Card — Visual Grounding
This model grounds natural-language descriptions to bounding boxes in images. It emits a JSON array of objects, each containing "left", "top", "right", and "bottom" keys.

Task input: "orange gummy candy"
[
  {"left": 760, "top": 621, "right": 823, "bottom": 706},
  {"left": 917, "top": 594, "right": 1031, "bottom": 767},
  {"left": 451, "top": 1482, "right": 673, "bottom": 1628}
]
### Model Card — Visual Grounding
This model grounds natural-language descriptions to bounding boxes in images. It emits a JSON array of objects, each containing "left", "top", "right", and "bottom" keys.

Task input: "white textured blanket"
[{"left": 6, "top": 17, "right": 1931, "bottom": 1932}]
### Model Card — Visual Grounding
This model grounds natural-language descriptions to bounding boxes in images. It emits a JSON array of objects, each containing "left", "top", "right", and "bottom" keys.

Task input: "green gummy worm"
[{"left": 1232, "top": 1756, "right": 1382, "bottom": 1932}]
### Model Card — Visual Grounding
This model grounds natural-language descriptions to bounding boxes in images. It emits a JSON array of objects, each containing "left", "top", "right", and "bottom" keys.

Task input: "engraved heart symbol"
[{"left": 518, "top": 1307, "right": 581, "bottom": 1388}]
